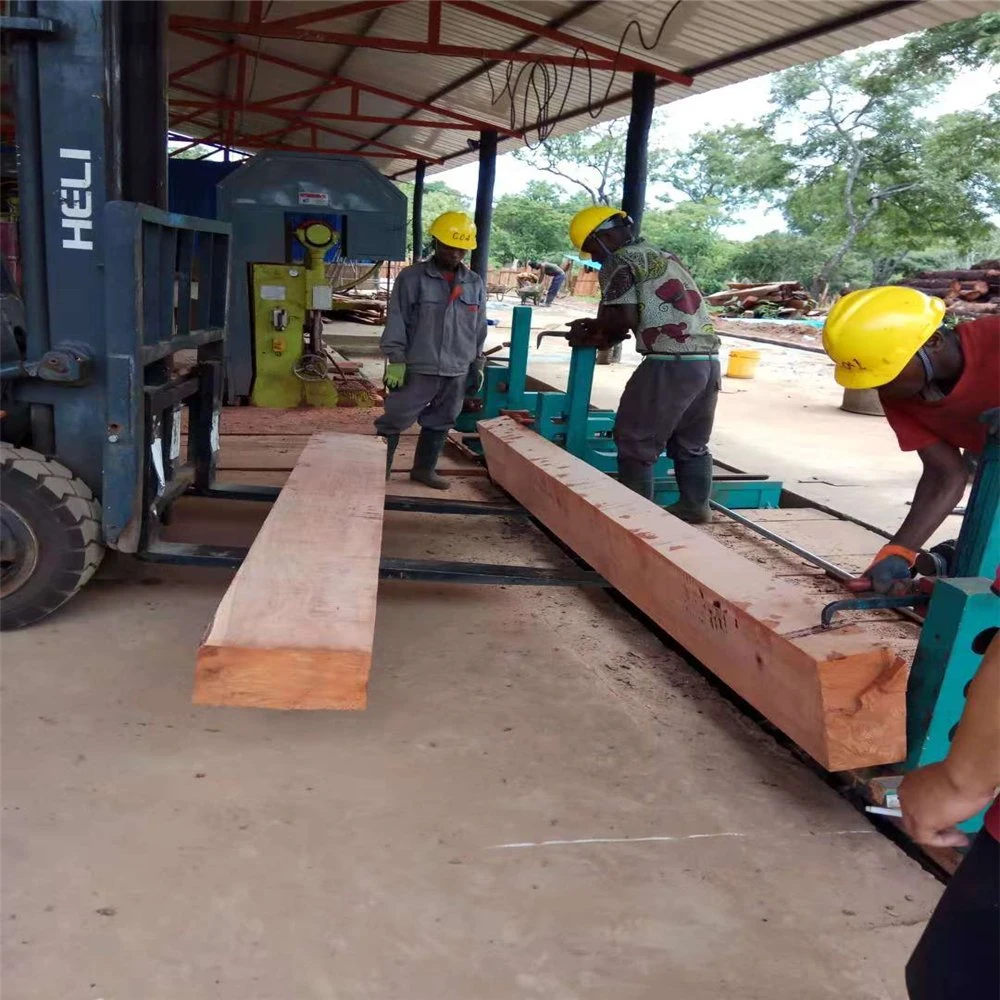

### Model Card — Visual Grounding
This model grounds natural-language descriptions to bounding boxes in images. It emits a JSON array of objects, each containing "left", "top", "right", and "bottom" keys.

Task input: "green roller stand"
[
  {"left": 904, "top": 577, "right": 999, "bottom": 832},
  {"left": 456, "top": 304, "right": 782, "bottom": 509}
]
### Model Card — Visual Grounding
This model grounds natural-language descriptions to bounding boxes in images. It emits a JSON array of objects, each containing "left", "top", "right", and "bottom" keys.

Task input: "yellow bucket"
[{"left": 726, "top": 349, "right": 761, "bottom": 379}]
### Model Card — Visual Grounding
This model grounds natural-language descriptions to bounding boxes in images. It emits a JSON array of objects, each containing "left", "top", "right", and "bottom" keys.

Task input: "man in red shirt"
[{"left": 822, "top": 286, "right": 999, "bottom": 593}]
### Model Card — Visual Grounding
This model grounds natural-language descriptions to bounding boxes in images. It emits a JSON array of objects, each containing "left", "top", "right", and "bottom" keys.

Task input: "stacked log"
[
  {"left": 323, "top": 294, "right": 387, "bottom": 325},
  {"left": 706, "top": 281, "right": 818, "bottom": 319},
  {"left": 897, "top": 260, "right": 1000, "bottom": 317}
]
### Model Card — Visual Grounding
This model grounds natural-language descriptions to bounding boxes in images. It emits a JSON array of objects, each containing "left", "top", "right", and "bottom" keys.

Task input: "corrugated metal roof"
[{"left": 167, "top": 0, "right": 995, "bottom": 175}]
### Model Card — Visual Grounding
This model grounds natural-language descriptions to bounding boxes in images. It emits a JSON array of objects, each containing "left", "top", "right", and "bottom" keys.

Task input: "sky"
[{"left": 432, "top": 49, "right": 999, "bottom": 241}]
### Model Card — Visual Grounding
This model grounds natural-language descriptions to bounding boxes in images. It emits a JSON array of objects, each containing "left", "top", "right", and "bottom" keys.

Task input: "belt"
[{"left": 643, "top": 353, "right": 718, "bottom": 361}]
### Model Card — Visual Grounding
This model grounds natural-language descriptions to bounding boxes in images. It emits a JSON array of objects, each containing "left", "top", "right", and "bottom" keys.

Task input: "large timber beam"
[
  {"left": 478, "top": 417, "right": 907, "bottom": 771},
  {"left": 194, "top": 433, "right": 386, "bottom": 710}
]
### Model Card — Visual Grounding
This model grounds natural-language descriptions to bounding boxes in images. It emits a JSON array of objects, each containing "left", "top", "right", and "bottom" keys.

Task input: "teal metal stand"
[
  {"left": 901, "top": 437, "right": 1000, "bottom": 832},
  {"left": 455, "top": 305, "right": 781, "bottom": 509}
]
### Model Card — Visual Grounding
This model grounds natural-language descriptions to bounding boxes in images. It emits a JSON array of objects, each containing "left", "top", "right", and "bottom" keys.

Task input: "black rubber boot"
[
  {"left": 666, "top": 453, "right": 713, "bottom": 523},
  {"left": 617, "top": 458, "right": 654, "bottom": 500},
  {"left": 381, "top": 434, "right": 400, "bottom": 481},
  {"left": 410, "top": 429, "right": 451, "bottom": 490}
]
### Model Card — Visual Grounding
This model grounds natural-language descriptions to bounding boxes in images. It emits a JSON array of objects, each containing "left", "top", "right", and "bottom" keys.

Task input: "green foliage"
[
  {"left": 895, "top": 11, "right": 1000, "bottom": 74},
  {"left": 395, "top": 179, "right": 471, "bottom": 256},
  {"left": 514, "top": 120, "right": 668, "bottom": 206},
  {"left": 659, "top": 125, "right": 792, "bottom": 209},
  {"left": 728, "top": 232, "right": 866, "bottom": 289},
  {"left": 641, "top": 201, "right": 737, "bottom": 292},
  {"left": 489, "top": 181, "right": 577, "bottom": 265}
]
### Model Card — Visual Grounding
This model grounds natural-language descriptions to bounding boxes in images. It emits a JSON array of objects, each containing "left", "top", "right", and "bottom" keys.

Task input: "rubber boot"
[
  {"left": 617, "top": 458, "right": 654, "bottom": 500},
  {"left": 410, "top": 429, "right": 451, "bottom": 490},
  {"left": 666, "top": 453, "right": 713, "bottom": 524},
  {"left": 381, "top": 434, "right": 400, "bottom": 481}
]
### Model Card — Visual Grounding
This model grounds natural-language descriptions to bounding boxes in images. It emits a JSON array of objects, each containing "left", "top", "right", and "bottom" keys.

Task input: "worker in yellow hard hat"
[
  {"left": 822, "top": 286, "right": 999, "bottom": 594},
  {"left": 375, "top": 211, "right": 487, "bottom": 489},
  {"left": 565, "top": 205, "right": 720, "bottom": 522}
]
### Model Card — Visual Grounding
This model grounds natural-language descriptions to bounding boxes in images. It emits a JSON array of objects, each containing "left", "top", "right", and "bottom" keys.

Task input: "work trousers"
[
  {"left": 614, "top": 357, "right": 720, "bottom": 467},
  {"left": 544, "top": 270, "right": 565, "bottom": 305},
  {"left": 374, "top": 372, "right": 466, "bottom": 436},
  {"left": 906, "top": 830, "right": 999, "bottom": 1000}
]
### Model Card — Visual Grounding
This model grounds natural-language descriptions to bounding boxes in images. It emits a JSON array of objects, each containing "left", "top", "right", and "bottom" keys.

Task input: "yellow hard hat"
[
  {"left": 568, "top": 205, "right": 627, "bottom": 250},
  {"left": 428, "top": 211, "right": 477, "bottom": 250},
  {"left": 822, "top": 286, "right": 947, "bottom": 390}
]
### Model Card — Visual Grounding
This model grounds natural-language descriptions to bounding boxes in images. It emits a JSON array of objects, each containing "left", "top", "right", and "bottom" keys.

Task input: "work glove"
[
  {"left": 466, "top": 358, "right": 485, "bottom": 394},
  {"left": 979, "top": 407, "right": 1000, "bottom": 439},
  {"left": 383, "top": 361, "right": 407, "bottom": 390},
  {"left": 846, "top": 544, "right": 917, "bottom": 596},
  {"left": 566, "top": 318, "right": 629, "bottom": 350}
]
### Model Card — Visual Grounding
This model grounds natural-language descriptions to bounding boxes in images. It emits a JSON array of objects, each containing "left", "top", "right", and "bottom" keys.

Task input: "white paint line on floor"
[{"left": 488, "top": 829, "right": 875, "bottom": 850}]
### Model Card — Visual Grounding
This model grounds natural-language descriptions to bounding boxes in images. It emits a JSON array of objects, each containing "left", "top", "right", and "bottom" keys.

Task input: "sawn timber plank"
[
  {"left": 478, "top": 416, "right": 906, "bottom": 771},
  {"left": 194, "top": 432, "right": 386, "bottom": 710}
]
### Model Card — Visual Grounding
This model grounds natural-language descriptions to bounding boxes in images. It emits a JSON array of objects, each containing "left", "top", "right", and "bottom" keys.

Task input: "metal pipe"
[
  {"left": 470, "top": 130, "right": 497, "bottom": 278},
  {"left": 10, "top": 0, "right": 50, "bottom": 354},
  {"left": 709, "top": 501, "right": 852, "bottom": 581},
  {"left": 622, "top": 71, "right": 655, "bottom": 234},
  {"left": 412, "top": 158, "right": 426, "bottom": 263},
  {"left": 710, "top": 501, "right": 926, "bottom": 626}
]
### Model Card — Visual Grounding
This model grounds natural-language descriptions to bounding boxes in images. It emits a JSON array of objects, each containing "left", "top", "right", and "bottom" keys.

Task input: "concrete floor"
[{"left": 2, "top": 484, "right": 942, "bottom": 999}]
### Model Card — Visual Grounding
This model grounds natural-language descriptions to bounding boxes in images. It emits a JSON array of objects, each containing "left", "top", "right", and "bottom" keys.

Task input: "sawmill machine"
[
  {"left": 215, "top": 152, "right": 406, "bottom": 406},
  {"left": 246, "top": 218, "right": 341, "bottom": 408}
]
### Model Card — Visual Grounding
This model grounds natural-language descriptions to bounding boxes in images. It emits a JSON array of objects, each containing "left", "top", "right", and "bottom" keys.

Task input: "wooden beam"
[
  {"left": 477, "top": 417, "right": 907, "bottom": 771},
  {"left": 194, "top": 432, "right": 386, "bottom": 710}
]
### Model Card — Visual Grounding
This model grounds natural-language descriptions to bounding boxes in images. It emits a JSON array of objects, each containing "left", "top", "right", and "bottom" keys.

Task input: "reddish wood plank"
[
  {"left": 478, "top": 416, "right": 907, "bottom": 771},
  {"left": 194, "top": 433, "right": 385, "bottom": 709}
]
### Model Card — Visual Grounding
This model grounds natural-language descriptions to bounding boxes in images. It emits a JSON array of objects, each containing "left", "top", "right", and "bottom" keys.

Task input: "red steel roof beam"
[
  {"left": 169, "top": 22, "right": 522, "bottom": 137},
  {"left": 427, "top": 0, "right": 441, "bottom": 45},
  {"left": 169, "top": 15, "right": 625, "bottom": 69},
  {"left": 169, "top": 47, "right": 227, "bottom": 84},
  {"left": 171, "top": 99, "right": 493, "bottom": 131},
  {"left": 450, "top": 1, "right": 693, "bottom": 87},
  {"left": 263, "top": 1, "right": 403, "bottom": 32}
]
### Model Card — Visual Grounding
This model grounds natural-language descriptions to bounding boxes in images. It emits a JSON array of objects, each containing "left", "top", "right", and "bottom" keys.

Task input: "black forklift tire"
[{"left": 1, "top": 445, "right": 105, "bottom": 629}]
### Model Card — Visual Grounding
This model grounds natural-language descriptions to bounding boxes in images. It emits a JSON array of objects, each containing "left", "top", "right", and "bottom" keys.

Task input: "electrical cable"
[{"left": 485, "top": 1, "right": 684, "bottom": 147}]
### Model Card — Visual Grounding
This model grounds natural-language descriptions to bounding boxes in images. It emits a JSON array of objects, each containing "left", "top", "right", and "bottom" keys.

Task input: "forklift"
[{"left": 0, "top": 1, "right": 236, "bottom": 628}]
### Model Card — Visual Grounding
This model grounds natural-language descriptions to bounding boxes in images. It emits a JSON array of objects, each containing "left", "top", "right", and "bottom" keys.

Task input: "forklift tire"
[{"left": 1, "top": 445, "right": 105, "bottom": 629}]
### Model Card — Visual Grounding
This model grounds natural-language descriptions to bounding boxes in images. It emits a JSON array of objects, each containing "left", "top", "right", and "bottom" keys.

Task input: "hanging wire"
[{"left": 485, "top": 1, "right": 684, "bottom": 148}]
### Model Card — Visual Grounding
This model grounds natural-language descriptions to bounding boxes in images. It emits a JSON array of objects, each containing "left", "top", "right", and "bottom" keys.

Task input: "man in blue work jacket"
[{"left": 375, "top": 211, "right": 488, "bottom": 490}]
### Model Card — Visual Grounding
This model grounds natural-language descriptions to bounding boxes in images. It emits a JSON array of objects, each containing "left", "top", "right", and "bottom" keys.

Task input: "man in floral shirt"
[{"left": 567, "top": 207, "right": 720, "bottom": 521}]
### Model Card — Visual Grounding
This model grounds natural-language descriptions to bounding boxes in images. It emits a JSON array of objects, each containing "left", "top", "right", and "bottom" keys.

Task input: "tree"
[
  {"left": 765, "top": 51, "right": 953, "bottom": 294},
  {"left": 641, "top": 200, "right": 737, "bottom": 292},
  {"left": 659, "top": 125, "right": 791, "bottom": 209},
  {"left": 513, "top": 119, "right": 668, "bottom": 205},
  {"left": 728, "top": 232, "right": 867, "bottom": 290},
  {"left": 895, "top": 11, "right": 1000, "bottom": 74},
  {"left": 394, "top": 179, "right": 471, "bottom": 256},
  {"left": 490, "top": 181, "right": 579, "bottom": 265}
]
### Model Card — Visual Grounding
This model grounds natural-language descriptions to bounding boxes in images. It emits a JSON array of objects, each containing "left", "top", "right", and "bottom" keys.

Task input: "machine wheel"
[{"left": 0, "top": 445, "right": 105, "bottom": 629}]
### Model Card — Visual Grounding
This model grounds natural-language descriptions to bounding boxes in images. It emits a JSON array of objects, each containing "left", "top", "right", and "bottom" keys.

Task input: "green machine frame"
[
  {"left": 901, "top": 436, "right": 999, "bottom": 832},
  {"left": 455, "top": 306, "right": 782, "bottom": 510}
]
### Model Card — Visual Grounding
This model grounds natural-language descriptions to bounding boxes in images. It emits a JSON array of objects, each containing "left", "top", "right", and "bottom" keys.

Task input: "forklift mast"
[{"left": 1, "top": 1, "right": 232, "bottom": 628}]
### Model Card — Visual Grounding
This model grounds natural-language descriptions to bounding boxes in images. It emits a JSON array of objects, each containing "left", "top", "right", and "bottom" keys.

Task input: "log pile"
[
  {"left": 324, "top": 294, "right": 387, "bottom": 325},
  {"left": 897, "top": 260, "right": 1000, "bottom": 317},
  {"left": 706, "top": 281, "right": 818, "bottom": 319}
]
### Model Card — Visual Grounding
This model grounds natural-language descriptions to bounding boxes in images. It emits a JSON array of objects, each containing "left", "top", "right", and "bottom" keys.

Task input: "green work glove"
[
  {"left": 466, "top": 359, "right": 485, "bottom": 394},
  {"left": 384, "top": 361, "right": 407, "bottom": 390}
]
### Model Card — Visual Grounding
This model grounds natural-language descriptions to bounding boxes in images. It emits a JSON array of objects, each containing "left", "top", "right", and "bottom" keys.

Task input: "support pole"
[
  {"left": 621, "top": 71, "right": 655, "bottom": 234},
  {"left": 412, "top": 158, "right": 426, "bottom": 263},
  {"left": 470, "top": 130, "right": 497, "bottom": 278},
  {"left": 120, "top": 1, "right": 168, "bottom": 207}
]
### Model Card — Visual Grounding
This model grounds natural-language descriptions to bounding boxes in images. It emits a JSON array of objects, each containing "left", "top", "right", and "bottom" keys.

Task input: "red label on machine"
[{"left": 298, "top": 191, "right": 330, "bottom": 206}]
